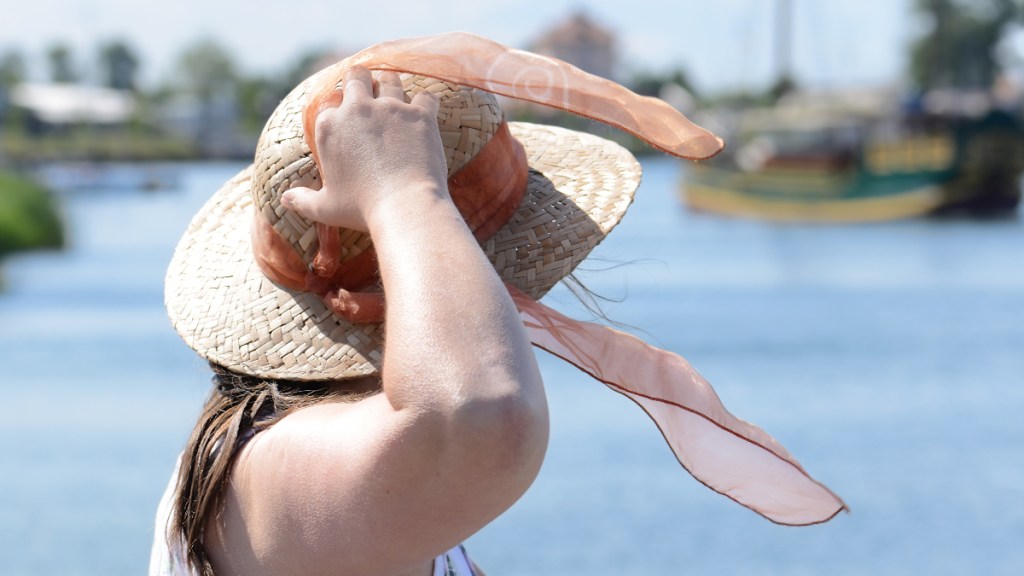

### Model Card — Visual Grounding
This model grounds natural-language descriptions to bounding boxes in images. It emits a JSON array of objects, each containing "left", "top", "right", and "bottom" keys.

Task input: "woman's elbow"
[{"left": 450, "top": 374, "right": 550, "bottom": 484}]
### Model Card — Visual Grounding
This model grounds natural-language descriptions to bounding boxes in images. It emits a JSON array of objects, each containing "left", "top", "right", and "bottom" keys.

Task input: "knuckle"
[
  {"left": 315, "top": 112, "right": 336, "bottom": 139},
  {"left": 349, "top": 100, "right": 372, "bottom": 117},
  {"left": 380, "top": 98, "right": 402, "bottom": 113}
]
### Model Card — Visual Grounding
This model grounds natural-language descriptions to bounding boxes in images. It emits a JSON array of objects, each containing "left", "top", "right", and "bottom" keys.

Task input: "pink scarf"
[{"left": 260, "top": 32, "right": 847, "bottom": 526}]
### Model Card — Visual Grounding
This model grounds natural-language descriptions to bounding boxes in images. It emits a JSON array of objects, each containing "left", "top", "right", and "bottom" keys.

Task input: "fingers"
[
  {"left": 410, "top": 90, "right": 440, "bottom": 117},
  {"left": 377, "top": 71, "right": 405, "bottom": 101},
  {"left": 281, "top": 186, "right": 324, "bottom": 222},
  {"left": 342, "top": 67, "right": 373, "bottom": 100}
]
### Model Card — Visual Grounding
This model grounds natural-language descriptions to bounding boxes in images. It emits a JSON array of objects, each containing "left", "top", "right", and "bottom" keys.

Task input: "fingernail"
[{"left": 281, "top": 192, "right": 295, "bottom": 209}]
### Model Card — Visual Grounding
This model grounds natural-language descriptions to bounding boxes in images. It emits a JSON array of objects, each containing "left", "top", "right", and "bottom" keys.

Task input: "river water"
[{"left": 1, "top": 159, "right": 1022, "bottom": 575}]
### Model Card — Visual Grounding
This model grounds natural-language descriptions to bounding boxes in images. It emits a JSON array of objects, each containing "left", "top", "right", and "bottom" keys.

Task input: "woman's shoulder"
[{"left": 203, "top": 391, "right": 488, "bottom": 576}]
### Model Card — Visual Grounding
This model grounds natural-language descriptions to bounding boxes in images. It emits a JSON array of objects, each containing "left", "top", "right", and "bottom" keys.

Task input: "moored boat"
[{"left": 682, "top": 90, "right": 1024, "bottom": 222}]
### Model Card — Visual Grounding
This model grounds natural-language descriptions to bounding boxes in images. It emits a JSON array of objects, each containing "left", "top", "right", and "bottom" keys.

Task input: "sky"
[{"left": 1, "top": 0, "right": 914, "bottom": 94}]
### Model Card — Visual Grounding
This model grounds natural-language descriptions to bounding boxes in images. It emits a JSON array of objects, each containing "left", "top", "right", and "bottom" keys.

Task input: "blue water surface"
[{"left": 1, "top": 158, "right": 1022, "bottom": 575}]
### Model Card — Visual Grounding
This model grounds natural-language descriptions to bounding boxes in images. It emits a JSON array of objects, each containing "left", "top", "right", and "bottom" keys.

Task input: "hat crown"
[{"left": 252, "top": 71, "right": 504, "bottom": 265}]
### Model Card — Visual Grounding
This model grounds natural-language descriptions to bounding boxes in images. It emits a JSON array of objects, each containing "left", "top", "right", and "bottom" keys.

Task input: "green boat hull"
[{"left": 682, "top": 109, "right": 1024, "bottom": 222}]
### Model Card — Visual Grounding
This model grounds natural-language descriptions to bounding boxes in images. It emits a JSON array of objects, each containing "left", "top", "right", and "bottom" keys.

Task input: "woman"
[
  {"left": 153, "top": 33, "right": 844, "bottom": 576},
  {"left": 157, "top": 66, "right": 541, "bottom": 576}
]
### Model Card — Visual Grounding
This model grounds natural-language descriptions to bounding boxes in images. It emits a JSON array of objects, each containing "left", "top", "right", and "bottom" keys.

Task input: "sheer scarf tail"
[{"left": 510, "top": 288, "right": 847, "bottom": 526}]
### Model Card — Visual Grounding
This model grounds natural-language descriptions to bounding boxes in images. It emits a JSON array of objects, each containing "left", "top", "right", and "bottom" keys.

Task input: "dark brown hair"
[{"left": 170, "top": 364, "right": 371, "bottom": 576}]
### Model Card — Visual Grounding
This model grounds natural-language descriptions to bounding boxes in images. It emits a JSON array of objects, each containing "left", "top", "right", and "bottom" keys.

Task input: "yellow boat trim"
[
  {"left": 682, "top": 183, "right": 947, "bottom": 222},
  {"left": 688, "top": 164, "right": 849, "bottom": 195}
]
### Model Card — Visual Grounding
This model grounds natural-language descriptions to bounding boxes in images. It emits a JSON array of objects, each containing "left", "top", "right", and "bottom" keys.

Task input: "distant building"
[
  {"left": 9, "top": 83, "right": 135, "bottom": 132},
  {"left": 530, "top": 11, "right": 617, "bottom": 81},
  {"left": 156, "top": 89, "right": 252, "bottom": 158}
]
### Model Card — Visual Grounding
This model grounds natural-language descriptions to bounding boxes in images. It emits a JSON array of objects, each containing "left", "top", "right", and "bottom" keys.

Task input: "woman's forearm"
[
  {"left": 368, "top": 184, "right": 545, "bottom": 423},
  {"left": 282, "top": 68, "right": 548, "bottom": 470},
  {"left": 367, "top": 182, "right": 549, "bottom": 486}
]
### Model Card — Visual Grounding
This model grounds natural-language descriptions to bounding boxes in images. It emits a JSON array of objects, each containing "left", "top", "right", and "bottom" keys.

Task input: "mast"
[{"left": 776, "top": 0, "right": 793, "bottom": 84}]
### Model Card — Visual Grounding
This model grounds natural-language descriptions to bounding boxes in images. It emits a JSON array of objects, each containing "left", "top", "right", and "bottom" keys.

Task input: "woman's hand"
[{"left": 281, "top": 68, "right": 448, "bottom": 231}]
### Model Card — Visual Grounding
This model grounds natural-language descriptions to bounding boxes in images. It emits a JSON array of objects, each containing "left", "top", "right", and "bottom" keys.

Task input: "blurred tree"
[
  {"left": 0, "top": 50, "right": 27, "bottom": 131},
  {"left": 175, "top": 39, "right": 237, "bottom": 101},
  {"left": 910, "top": 0, "right": 1023, "bottom": 90},
  {"left": 631, "top": 67, "right": 698, "bottom": 99},
  {"left": 0, "top": 50, "right": 26, "bottom": 89},
  {"left": 769, "top": 74, "right": 797, "bottom": 102},
  {"left": 99, "top": 40, "right": 140, "bottom": 91},
  {"left": 171, "top": 39, "right": 246, "bottom": 156},
  {"left": 46, "top": 43, "right": 78, "bottom": 83},
  {"left": 280, "top": 49, "right": 333, "bottom": 96},
  {"left": 236, "top": 76, "right": 278, "bottom": 133}
]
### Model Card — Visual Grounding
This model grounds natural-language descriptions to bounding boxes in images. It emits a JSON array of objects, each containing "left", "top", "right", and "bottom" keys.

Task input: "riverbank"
[
  {"left": 1, "top": 130, "right": 215, "bottom": 163},
  {"left": 0, "top": 169, "right": 64, "bottom": 262}
]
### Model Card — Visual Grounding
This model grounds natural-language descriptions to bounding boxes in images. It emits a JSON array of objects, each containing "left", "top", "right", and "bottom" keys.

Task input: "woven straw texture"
[
  {"left": 166, "top": 71, "right": 641, "bottom": 381},
  {"left": 253, "top": 72, "right": 505, "bottom": 264}
]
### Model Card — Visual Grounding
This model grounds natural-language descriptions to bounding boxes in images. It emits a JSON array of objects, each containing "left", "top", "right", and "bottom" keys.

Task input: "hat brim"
[{"left": 165, "top": 122, "right": 641, "bottom": 381}]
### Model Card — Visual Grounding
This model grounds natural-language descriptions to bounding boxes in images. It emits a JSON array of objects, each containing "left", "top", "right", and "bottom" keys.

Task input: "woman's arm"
[{"left": 206, "top": 69, "right": 548, "bottom": 576}]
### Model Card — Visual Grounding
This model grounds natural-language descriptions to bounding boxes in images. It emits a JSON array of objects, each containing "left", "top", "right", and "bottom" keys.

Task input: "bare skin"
[{"left": 203, "top": 69, "right": 548, "bottom": 576}]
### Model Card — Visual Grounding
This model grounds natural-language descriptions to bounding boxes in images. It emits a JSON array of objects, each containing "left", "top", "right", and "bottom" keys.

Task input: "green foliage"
[
  {"left": 631, "top": 67, "right": 698, "bottom": 99},
  {"left": 909, "top": 0, "right": 1023, "bottom": 90},
  {"left": 1, "top": 128, "right": 196, "bottom": 162},
  {"left": 769, "top": 74, "right": 797, "bottom": 102},
  {"left": 0, "top": 170, "right": 64, "bottom": 258},
  {"left": 708, "top": 89, "right": 779, "bottom": 109},
  {"left": 175, "top": 39, "right": 237, "bottom": 102},
  {"left": 0, "top": 50, "right": 25, "bottom": 89},
  {"left": 236, "top": 76, "right": 278, "bottom": 133},
  {"left": 46, "top": 43, "right": 78, "bottom": 83},
  {"left": 98, "top": 40, "right": 140, "bottom": 91}
]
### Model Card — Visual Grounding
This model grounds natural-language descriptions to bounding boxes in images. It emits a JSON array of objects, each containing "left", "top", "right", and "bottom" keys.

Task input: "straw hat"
[{"left": 165, "top": 66, "right": 641, "bottom": 381}]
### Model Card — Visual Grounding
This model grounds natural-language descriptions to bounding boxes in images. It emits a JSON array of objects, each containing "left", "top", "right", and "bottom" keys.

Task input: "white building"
[{"left": 9, "top": 83, "right": 135, "bottom": 128}]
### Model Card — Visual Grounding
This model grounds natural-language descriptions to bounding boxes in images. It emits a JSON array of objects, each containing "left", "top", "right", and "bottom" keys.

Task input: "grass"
[
  {"left": 0, "top": 169, "right": 64, "bottom": 260},
  {"left": 1, "top": 129, "right": 198, "bottom": 163}
]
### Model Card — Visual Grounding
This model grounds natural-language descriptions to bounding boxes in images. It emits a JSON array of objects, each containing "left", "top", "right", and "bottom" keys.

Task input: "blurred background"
[{"left": 1, "top": 1, "right": 1023, "bottom": 574}]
